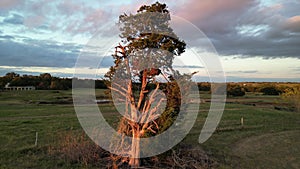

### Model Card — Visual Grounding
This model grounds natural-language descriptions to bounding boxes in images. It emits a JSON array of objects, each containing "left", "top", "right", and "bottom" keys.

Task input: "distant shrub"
[
  {"left": 260, "top": 86, "right": 282, "bottom": 95},
  {"left": 243, "top": 85, "right": 257, "bottom": 92},
  {"left": 227, "top": 86, "right": 245, "bottom": 97},
  {"left": 197, "top": 82, "right": 211, "bottom": 91},
  {"left": 282, "top": 87, "right": 300, "bottom": 112}
]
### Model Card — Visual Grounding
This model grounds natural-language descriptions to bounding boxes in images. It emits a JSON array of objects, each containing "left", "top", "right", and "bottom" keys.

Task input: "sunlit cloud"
[{"left": 0, "top": 0, "right": 299, "bottom": 81}]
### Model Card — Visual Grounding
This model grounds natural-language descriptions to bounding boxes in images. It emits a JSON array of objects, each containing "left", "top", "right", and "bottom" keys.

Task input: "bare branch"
[
  {"left": 147, "top": 125, "right": 157, "bottom": 134},
  {"left": 108, "top": 86, "right": 127, "bottom": 97},
  {"left": 111, "top": 82, "right": 127, "bottom": 93},
  {"left": 148, "top": 97, "right": 166, "bottom": 119},
  {"left": 137, "top": 70, "right": 148, "bottom": 110},
  {"left": 140, "top": 83, "right": 160, "bottom": 123},
  {"left": 152, "top": 120, "right": 159, "bottom": 130}
]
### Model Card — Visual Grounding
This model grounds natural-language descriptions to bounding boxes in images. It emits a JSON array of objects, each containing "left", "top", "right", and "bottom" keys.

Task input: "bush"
[
  {"left": 227, "top": 85, "right": 245, "bottom": 97},
  {"left": 197, "top": 82, "right": 211, "bottom": 91},
  {"left": 282, "top": 87, "right": 300, "bottom": 112},
  {"left": 260, "top": 86, "right": 282, "bottom": 95}
]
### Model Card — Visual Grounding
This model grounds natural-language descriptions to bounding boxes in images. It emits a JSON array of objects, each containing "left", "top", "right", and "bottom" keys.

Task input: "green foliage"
[
  {"left": 260, "top": 85, "right": 282, "bottom": 95},
  {"left": 120, "top": 2, "right": 186, "bottom": 58},
  {"left": 0, "top": 72, "right": 19, "bottom": 89},
  {"left": 105, "top": 2, "right": 186, "bottom": 80},
  {"left": 227, "top": 85, "right": 245, "bottom": 97},
  {"left": 0, "top": 72, "right": 107, "bottom": 90},
  {"left": 197, "top": 82, "right": 211, "bottom": 91},
  {"left": 5, "top": 72, "right": 19, "bottom": 79},
  {"left": 157, "top": 82, "right": 181, "bottom": 133},
  {"left": 281, "top": 86, "right": 300, "bottom": 112}
]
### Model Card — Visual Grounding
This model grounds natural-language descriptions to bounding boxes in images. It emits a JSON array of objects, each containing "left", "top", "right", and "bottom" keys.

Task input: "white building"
[{"left": 4, "top": 83, "right": 35, "bottom": 91}]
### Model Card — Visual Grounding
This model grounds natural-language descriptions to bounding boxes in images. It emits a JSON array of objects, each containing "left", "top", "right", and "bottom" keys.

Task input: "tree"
[
  {"left": 105, "top": 2, "right": 191, "bottom": 167},
  {"left": 0, "top": 77, "right": 5, "bottom": 90},
  {"left": 39, "top": 73, "right": 52, "bottom": 89},
  {"left": 5, "top": 72, "right": 19, "bottom": 79},
  {"left": 40, "top": 73, "right": 52, "bottom": 80},
  {"left": 50, "top": 80, "right": 60, "bottom": 90}
]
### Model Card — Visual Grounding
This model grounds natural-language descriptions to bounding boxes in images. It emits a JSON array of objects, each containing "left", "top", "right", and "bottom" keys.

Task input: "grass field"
[{"left": 0, "top": 89, "right": 299, "bottom": 168}]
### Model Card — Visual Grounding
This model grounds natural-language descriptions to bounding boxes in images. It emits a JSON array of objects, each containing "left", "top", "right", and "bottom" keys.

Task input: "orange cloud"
[
  {"left": 286, "top": 15, "right": 300, "bottom": 32},
  {"left": 175, "top": 0, "right": 255, "bottom": 22},
  {"left": 0, "top": 0, "right": 21, "bottom": 9}
]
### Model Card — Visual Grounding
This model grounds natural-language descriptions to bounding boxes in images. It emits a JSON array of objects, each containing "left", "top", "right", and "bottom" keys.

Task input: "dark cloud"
[
  {"left": 0, "top": 38, "right": 78, "bottom": 67},
  {"left": 100, "top": 56, "right": 114, "bottom": 67},
  {"left": 0, "top": 35, "right": 14, "bottom": 40},
  {"left": 0, "top": 68, "right": 41, "bottom": 77},
  {"left": 0, "top": 36, "right": 114, "bottom": 69},
  {"left": 18, "top": 0, "right": 115, "bottom": 36},
  {"left": 1, "top": 0, "right": 299, "bottom": 68},
  {"left": 213, "top": 34, "right": 300, "bottom": 58},
  {"left": 279, "top": 1, "right": 300, "bottom": 17},
  {"left": 174, "top": 0, "right": 300, "bottom": 58},
  {"left": 3, "top": 13, "right": 24, "bottom": 25}
]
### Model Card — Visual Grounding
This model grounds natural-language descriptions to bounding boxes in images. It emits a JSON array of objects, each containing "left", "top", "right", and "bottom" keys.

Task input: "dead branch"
[
  {"left": 140, "top": 83, "right": 160, "bottom": 123},
  {"left": 111, "top": 81, "right": 128, "bottom": 93},
  {"left": 147, "top": 97, "right": 166, "bottom": 120},
  {"left": 108, "top": 86, "right": 127, "bottom": 97},
  {"left": 137, "top": 70, "right": 148, "bottom": 110}
]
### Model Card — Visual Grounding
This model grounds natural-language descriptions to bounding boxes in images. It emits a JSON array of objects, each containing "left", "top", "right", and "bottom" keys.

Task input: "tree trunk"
[
  {"left": 129, "top": 126, "right": 140, "bottom": 167},
  {"left": 129, "top": 68, "right": 147, "bottom": 167}
]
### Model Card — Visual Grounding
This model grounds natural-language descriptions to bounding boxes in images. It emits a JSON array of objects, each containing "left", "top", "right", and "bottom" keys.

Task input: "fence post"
[{"left": 35, "top": 132, "right": 38, "bottom": 146}]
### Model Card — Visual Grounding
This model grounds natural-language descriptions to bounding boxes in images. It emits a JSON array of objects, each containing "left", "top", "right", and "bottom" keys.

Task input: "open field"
[{"left": 0, "top": 89, "right": 299, "bottom": 168}]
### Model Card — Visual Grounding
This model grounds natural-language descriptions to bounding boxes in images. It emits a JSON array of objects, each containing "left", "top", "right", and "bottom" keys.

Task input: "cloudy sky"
[{"left": 0, "top": 0, "right": 299, "bottom": 82}]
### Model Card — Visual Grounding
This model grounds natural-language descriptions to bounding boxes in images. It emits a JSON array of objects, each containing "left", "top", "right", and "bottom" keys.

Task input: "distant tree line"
[
  {"left": 207, "top": 82, "right": 297, "bottom": 97},
  {"left": 0, "top": 72, "right": 298, "bottom": 95},
  {"left": 225, "top": 82, "right": 296, "bottom": 97},
  {"left": 0, "top": 72, "right": 107, "bottom": 90}
]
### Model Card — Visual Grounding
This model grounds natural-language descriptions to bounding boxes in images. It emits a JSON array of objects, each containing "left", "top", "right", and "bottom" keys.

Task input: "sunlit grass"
[{"left": 0, "top": 90, "right": 299, "bottom": 168}]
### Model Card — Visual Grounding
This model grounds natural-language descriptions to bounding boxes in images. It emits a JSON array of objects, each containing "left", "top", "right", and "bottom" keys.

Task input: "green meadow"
[{"left": 0, "top": 89, "right": 299, "bottom": 168}]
